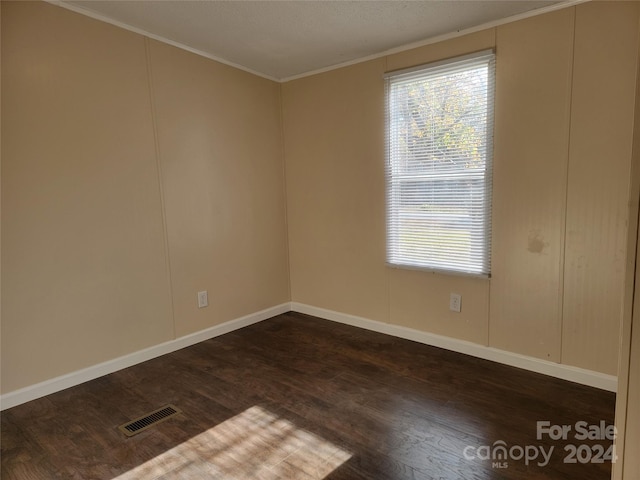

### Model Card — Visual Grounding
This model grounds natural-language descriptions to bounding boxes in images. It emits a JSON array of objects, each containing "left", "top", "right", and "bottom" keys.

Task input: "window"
[{"left": 385, "top": 50, "right": 495, "bottom": 277}]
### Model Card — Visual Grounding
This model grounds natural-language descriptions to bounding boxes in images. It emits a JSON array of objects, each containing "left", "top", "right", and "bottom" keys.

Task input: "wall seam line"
[
  {"left": 557, "top": 6, "right": 577, "bottom": 365},
  {"left": 144, "top": 37, "right": 177, "bottom": 340},
  {"left": 278, "top": 83, "right": 293, "bottom": 303}
]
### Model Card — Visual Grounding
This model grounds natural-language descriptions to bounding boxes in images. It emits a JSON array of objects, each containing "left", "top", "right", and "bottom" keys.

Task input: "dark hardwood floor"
[{"left": 1, "top": 312, "right": 616, "bottom": 479}]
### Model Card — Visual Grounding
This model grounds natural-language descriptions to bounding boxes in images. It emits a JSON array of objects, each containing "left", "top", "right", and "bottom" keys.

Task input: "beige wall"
[
  {"left": 562, "top": 2, "right": 639, "bottom": 374},
  {"left": 3, "top": 0, "right": 639, "bottom": 395},
  {"left": 490, "top": 9, "right": 574, "bottom": 362},
  {"left": 284, "top": 60, "right": 388, "bottom": 323},
  {"left": 283, "top": 2, "right": 640, "bottom": 375},
  {"left": 148, "top": 40, "right": 289, "bottom": 337},
  {"left": 1, "top": 2, "right": 289, "bottom": 394}
]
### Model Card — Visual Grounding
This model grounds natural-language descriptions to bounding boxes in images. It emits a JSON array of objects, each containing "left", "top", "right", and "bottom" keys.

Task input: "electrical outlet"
[
  {"left": 197, "top": 291, "right": 208, "bottom": 309},
  {"left": 449, "top": 293, "right": 461, "bottom": 313}
]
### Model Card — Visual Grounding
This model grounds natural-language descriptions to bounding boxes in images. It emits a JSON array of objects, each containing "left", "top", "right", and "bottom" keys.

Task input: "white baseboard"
[
  {"left": 2, "top": 300, "right": 616, "bottom": 410},
  {"left": 290, "top": 302, "right": 618, "bottom": 393},
  {"left": 0, "top": 303, "right": 291, "bottom": 411}
]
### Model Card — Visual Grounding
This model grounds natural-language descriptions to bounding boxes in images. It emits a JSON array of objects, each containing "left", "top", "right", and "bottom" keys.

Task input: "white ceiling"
[{"left": 59, "top": 0, "right": 568, "bottom": 81}]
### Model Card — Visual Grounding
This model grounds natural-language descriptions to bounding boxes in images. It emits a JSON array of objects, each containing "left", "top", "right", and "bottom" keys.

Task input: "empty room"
[{"left": 2, "top": 0, "right": 640, "bottom": 479}]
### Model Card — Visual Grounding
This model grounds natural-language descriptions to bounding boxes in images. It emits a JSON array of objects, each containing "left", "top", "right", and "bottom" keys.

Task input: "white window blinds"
[{"left": 385, "top": 50, "right": 495, "bottom": 277}]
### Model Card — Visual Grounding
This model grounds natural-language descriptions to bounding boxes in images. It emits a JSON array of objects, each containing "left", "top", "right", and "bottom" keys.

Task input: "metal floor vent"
[{"left": 118, "top": 404, "right": 181, "bottom": 437}]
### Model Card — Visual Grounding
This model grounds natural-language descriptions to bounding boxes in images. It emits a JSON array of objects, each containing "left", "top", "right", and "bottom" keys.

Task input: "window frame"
[{"left": 384, "top": 49, "right": 495, "bottom": 278}]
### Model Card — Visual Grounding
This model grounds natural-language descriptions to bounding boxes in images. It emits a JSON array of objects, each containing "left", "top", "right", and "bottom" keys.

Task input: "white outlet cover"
[
  {"left": 197, "top": 291, "right": 208, "bottom": 308},
  {"left": 449, "top": 293, "right": 461, "bottom": 313}
]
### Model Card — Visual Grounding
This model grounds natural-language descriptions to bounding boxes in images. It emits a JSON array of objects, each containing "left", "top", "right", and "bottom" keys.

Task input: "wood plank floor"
[{"left": 1, "top": 312, "right": 616, "bottom": 479}]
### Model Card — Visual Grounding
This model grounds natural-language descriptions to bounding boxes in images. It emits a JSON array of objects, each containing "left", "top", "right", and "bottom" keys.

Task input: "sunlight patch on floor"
[{"left": 114, "top": 405, "right": 352, "bottom": 479}]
